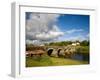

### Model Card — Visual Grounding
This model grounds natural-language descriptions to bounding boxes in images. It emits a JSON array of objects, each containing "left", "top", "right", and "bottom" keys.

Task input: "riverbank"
[{"left": 26, "top": 55, "right": 89, "bottom": 67}]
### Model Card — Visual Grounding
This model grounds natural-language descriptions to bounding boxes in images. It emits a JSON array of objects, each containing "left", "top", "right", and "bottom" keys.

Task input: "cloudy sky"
[{"left": 26, "top": 12, "right": 89, "bottom": 44}]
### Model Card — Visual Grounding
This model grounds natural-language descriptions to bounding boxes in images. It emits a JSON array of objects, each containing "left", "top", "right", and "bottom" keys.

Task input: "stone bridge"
[
  {"left": 45, "top": 45, "right": 77, "bottom": 58},
  {"left": 26, "top": 45, "right": 77, "bottom": 58}
]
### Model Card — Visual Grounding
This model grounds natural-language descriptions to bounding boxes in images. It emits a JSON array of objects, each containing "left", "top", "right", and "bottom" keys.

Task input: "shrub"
[{"left": 76, "top": 46, "right": 89, "bottom": 61}]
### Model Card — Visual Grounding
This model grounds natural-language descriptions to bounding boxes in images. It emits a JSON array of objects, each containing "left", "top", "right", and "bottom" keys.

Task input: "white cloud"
[
  {"left": 26, "top": 13, "right": 64, "bottom": 44},
  {"left": 65, "top": 34, "right": 89, "bottom": 41},
  {"left": 66, "top": 29, "right": 83, "bottom": 34},
  {"left": 26, "top": 40, "right": 34, "bottom": 44},
  {"left": 35, "top": 31, "right": 64, "bottom": 41},
  {"left": 86, "top": 33, "right": 89, "bottom": 38}
]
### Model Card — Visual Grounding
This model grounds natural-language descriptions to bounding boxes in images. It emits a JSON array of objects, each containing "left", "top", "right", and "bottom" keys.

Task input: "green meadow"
[{"left": 26, "top": 55, "right": 89, "bottom": 67}]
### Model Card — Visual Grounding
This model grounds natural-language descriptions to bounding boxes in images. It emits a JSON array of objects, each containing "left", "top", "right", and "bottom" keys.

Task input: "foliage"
[
  {"left": 26, "top": 55, "right": 89, "bottom": 67},
  {"left": 75, "top": 46, "right": 89, "bottom": 61},
  {"left": 76, "top": 46, "right": 89, "bottom": 54},
  {"left": 26, "top": 55, "right": 53, "bottom": 67},
  {"left": 80, "top": 40, "right": 89, "bottom": 46},
  {"left": 26, "top": 40, "right": 90, "bottom": 67},
  {"left": 45, "top": 40, "right": 89, "bottom": 46},
  {"left": 47, "top": 41, "right": 72, "bottom": 46}
]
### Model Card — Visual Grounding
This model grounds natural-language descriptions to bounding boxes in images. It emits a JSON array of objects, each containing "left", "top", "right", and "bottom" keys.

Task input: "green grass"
[{"left": 26, "top": 55, "right": 89, "bottom": 67}]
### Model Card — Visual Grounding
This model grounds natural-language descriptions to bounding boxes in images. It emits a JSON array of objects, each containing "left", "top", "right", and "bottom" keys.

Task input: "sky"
[{"left": 26, "top": 12, "right": 89, "bottom": 44}]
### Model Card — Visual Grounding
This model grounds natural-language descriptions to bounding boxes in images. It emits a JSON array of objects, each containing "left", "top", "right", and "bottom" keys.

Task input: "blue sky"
[
  {"left": 26, "top": 12, "right": 89, "bottom": 43},
  {"left": 56, "top": 14, "right": 89, "bottom": 41}
]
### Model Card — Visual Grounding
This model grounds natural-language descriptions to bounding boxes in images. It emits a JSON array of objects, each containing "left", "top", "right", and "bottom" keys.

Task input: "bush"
[
  {"left": 48, "top": 41, "right": 72, "bottom": 46},
  {"left": 76, "top": 46, "right": 89, "bottom": 61},
  {"left": 80, "top": 40, "right": 89, "bottom": 46}
]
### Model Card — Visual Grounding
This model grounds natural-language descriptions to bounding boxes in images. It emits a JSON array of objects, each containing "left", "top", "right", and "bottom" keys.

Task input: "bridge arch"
[{"left": 47, "top": 48, "right": 54, "bottom": 56}]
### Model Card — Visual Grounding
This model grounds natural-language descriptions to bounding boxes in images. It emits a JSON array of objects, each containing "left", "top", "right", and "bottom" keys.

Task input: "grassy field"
[{"left": 26, "top": 55, "right": 89, "bottom": 67}]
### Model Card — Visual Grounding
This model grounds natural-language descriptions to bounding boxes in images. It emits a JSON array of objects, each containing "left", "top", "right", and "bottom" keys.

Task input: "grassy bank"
[{"left": 26, "top": 55, "right": 89, "bottom": 67}]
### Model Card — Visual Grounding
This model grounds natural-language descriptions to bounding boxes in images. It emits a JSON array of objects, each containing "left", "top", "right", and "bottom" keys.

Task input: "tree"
[{"left": 80, "top": 40, "right": 89, "bottom": 46}]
